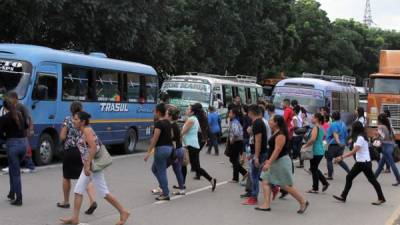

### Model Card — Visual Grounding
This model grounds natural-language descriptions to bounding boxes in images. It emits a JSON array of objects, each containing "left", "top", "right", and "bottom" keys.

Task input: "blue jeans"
[
  {"left": 171, "top": 147, "right": 185, "bottom": 190},
  {"left": 375, "top": 143, "right": 400, "bottom": 183},
  {"left": 7, "top": 138, "right": 28, "bottom": 199},
  {"left": 250, "top": 153, "right": 267, "bottom": 198},
  {"left": 326, "top": 144, "right": 350, "bottom": 177},
  {"left": 152, "top": 146, "right": 173, "bottom": 197}
]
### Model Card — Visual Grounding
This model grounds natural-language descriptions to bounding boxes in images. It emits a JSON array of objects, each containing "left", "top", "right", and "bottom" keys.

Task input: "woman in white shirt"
[
  {"left": 355, "top": 107, "right": 366, "bottom": 127},
  {"left": 332, "top": 121, "right": 385, "bottom": 205}
]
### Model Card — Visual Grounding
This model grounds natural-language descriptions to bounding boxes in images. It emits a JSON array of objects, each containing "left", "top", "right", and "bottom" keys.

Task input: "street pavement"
[{"left": 0, "top": 142, "right": 400, "bottom": 225}]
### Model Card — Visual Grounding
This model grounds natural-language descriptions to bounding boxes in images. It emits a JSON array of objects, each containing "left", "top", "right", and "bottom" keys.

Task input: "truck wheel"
[
  {"left": 34, "top": 133, "right": 54, "bottom": 166},
  {"left": 123, "top": 129, "right": 137, "bottom": 154}
]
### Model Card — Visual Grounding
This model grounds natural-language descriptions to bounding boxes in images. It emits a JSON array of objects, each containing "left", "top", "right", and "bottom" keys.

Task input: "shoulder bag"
[
  {"left": 91, "top": 144, "right": 113, "bottom": 172},
  {"left": 300, "top": 127, "right": 319, "bottom": 160}
]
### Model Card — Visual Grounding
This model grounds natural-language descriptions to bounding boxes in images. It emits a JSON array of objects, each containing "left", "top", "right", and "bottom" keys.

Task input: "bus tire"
[
  {"left": 123, "top": 129, "right": 137, "bottom": 154},
  {"left": 35, "top": 133, "right": 54, "bottom": 166}
]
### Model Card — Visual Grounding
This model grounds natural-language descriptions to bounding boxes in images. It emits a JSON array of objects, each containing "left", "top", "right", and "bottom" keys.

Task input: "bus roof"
[
  {"left": 168, "top": 75, "right": 262, "bottom": 88},
  {"left": 275, "top": 77, "right": 357, "bottom": 93},
  {"left": 0, "top": 44, "right": 157, "bottom": 75}
]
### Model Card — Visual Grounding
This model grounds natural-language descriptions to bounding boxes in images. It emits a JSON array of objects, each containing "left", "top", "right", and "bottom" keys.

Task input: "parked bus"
[
  {"left": 272, "top": 73, "right": 359, "bottom": 125},
  {"left": 367, "top": 50, "right": 400, "bottom": 141},
  {"left": 0, "top": 44, "right": 157, "bottom": 165},
  {"left": 161, "top": 72, "right": 263, "bottom": 135}
]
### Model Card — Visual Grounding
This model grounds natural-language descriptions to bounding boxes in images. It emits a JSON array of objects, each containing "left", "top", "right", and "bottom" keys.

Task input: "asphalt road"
[{"left": 0, "top": 142, "right": 400, "bottom": 225}]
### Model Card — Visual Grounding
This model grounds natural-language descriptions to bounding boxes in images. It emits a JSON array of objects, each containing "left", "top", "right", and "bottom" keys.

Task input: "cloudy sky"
[{"left": 317, "top": 0, "right": 400, "bottom": 31}]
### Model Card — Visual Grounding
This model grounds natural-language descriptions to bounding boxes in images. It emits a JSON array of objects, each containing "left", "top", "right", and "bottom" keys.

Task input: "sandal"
[
  {"left": 371, "top": 200, "right": 386, "bottom": 206},
  {"left": 57, "top": 202, "right": 70, "bottom": 209},
  {"left": 306, "top": 190, "right": 319, "bottom": 194},
  {"left": 297, "top": 201, "right": 309, "bottom": 214},
  {"left": 85, "top": 201, "right": 98, "bottom": 215},
  {"left": 155, "top": 195, "right": 170, "bottom": 201}
]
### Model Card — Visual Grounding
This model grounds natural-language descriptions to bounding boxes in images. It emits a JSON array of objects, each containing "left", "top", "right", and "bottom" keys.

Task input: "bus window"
[
  {"left": 127, "top": 73, "right": 141, "bottom": 102},
  {"left": 33, "top": 73, "right": 57, "bottom": 101},
  {"left": 222, "top": 85, "right": 233, "bottom": 107},
  {"left": 62, "top": 66, "right": 92, "bottom": 101},
  {"left": 232, "top": 86, "right": 239, "bottom": 98},
  {"left": 340, "top": 92, "right": 348, "bottom": 112},
  {"left": 250, "top": 88, "right": 257, "bottom": 103},
  {"left": 145, "top": 76, "right": 157, "bottom": 103},
  {"left": 245, "top": 87, "right": 251, "bottom": 103},
  {"left": 257, "top": 87, "right": 263, "bottom": 99},
  {"left": 332, "top": 92, "right": 340, "bottom": 111},
  {"left": 96, "top": 70, "right": 120, "bottom": 102},
  {"left": 238, "top": 86, "right": 246, "bottom": 104}
]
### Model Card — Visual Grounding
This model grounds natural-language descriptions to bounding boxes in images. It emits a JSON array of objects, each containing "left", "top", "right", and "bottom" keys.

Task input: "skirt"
[
  {"left": 262, "top": 155, "right": 293, "bottom": 187},
  {"left": 63, "top": 147, "right": 84, "bottom": 179}
]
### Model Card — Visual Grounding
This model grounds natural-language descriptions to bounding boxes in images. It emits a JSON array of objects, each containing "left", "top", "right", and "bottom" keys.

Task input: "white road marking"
[{"left": 386, "top": 204, "right": 400, "bottom": 225}]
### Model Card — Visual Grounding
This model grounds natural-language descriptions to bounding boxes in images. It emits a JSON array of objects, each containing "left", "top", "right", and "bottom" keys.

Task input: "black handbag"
[
  {"left": 369, "top": 146, "right": 381, "bottom": 162},
  {"left": 294, "top": 127, "right": 307, "bottom": 135}
]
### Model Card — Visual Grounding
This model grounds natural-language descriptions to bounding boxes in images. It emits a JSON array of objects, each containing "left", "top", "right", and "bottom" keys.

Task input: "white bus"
[{"left": 161, "top": 72, "right": 263, "bottom": 135}]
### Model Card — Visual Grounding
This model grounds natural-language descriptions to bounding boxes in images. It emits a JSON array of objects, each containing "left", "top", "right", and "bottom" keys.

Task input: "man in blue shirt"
[
  {"left": 326, "top": 111, "right": 350, "bottom": 180},
  {"left": 207, "top": 106, "right": 221, "bottom": 155}
]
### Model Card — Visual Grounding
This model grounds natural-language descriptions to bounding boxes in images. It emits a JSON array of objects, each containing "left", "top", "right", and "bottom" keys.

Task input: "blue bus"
[
  {"left": 272, "top": 74, "right": 359, "bottom": 125},
  {"left": 0, "top": 44, "right": 157, "bottom": 165}
]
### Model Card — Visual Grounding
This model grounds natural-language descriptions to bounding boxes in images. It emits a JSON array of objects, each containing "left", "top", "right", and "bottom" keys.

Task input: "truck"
[{"left": 367, "top": 50, "right": 400, "bottom": 141}]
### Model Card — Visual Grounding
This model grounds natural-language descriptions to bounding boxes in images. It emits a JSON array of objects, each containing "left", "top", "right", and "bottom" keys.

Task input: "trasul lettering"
[{"left": 100, "top": 103, "right": 129, "bottom": 112}]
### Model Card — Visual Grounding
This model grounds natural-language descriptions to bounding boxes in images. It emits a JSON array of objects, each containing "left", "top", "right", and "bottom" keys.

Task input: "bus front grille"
[{"left": 382, "top": 104, "right": 400, "bottom": 129}]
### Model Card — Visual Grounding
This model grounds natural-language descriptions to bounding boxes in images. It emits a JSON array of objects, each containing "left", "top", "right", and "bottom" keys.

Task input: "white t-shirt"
[
  {"left": 262, "top": 118, "right": 272, "bottom": 141},
  {"left": 354, "top": 136, "right": 370, "bottom": 162},
  {"left": 357, "top": 117, "right": 366, "bottom": 127}
]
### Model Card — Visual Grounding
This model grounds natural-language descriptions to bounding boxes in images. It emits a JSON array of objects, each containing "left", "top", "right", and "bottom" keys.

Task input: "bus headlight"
[{"left": 370, "top": 119, "right": 378, "bottom": 126}]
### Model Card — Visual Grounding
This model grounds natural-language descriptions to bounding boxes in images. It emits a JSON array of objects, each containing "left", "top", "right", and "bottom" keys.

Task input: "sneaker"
[
  {"left": 173, "top": 190, "right": 186, "bottom": 196},
  {"left": 2, "top": 167, "right": 9, "bottom": 173},
  {"left": 21, "top": 168, "right": 36, "bottom": 174},
  {"left": 242, "top": 197, "right": 258, "bottom": 205}
]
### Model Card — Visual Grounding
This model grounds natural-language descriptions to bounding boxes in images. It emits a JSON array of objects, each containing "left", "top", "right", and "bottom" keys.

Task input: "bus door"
[{"left": 30, "top": 62, "right": 59, "bottom": 164}]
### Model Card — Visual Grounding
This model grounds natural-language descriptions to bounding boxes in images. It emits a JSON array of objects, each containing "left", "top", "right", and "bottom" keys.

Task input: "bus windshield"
[
  {"left": 0, "top": 59, "right": 31, "bottom": 99},
  {"left": 272, "top": 87, "right": 324, "bottom": 113},
  {"left": 370, "top": 78, "right": 400, "bottom": 94},
  {"left": 167, "top": 90, "right": 210, "bottom": 106}
]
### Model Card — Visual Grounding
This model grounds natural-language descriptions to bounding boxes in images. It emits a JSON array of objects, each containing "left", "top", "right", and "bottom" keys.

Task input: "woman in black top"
[
  {"left": 167, "top": 107, "right": 186, "bottom": 195},
  {"left": 0, "top": 98, "right": 28, "bottom": 206},
  {"left": 145, "top": 103, "right": 173, "bottom": 201},
  {"left": 256, "top": 115, "right": 308, "bottom": 213}
]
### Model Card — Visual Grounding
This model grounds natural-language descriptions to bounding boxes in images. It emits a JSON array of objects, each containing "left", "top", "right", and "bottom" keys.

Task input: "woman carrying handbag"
[
  {"left": 227, "top": 107, "right": 248, "bottom": 183},
  {"left": 301, "top": 113, "right": 329, "bottom": 194},
  {"left": 60, "top": 111, "right": 129, "bottom": 225}
]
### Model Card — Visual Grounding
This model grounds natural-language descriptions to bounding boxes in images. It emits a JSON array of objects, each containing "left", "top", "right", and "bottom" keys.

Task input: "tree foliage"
[{"left": 0, "top": 0, "right": 399, "bottom": 84}]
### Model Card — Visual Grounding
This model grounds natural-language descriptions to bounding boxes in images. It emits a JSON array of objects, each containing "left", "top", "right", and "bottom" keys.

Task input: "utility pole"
[{"left": 363, "top": 0, "right": 374, "bottom": 27}]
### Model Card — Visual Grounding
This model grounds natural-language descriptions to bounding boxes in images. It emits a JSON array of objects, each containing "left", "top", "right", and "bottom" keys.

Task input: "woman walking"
[
  {"left": 145, "top": 103, "right": 174, "bottom": 201},
  {"left": 333, "top": 121, "right": 386, "bottom": 205},
  {"left": 374, "top": 113, "right": 400, "bottom": 186},
  {"left": 1, "top": 98, "right": 28, "bottom": 206},
  {"left": 355, "top": 107, "right": 366, "bottom": 127},
  {"left": 256, "top": 115, "right": 309, "bottom": 213},
  {"left": 302, "top": 113, "right": 329, "bottom": 193},
  {"left": 60, "top": 112, "right": 129, "bottom": 225},
  {"left": 325, "top": 111, "right": 350, "bottom": 180},
  {"left": 182, "top": 103, "right": 217, "bottom": 191},
  {"left": 58, "top": 101, "right": 97, "bottom": 214},
  {"left": 167, "top": 107, "right": 186, "bottom": 195},
  {"left": 207, "top": 106, "right": 221, "bottom": 155},
  {"left": 227, "top": 107, "right": 247, "bottom": 183}
]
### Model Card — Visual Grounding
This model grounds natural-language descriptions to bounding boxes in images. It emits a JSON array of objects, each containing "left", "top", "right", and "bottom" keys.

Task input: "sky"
[{"left": 317, "top": 0, "right": 400, "bottom": 31}]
